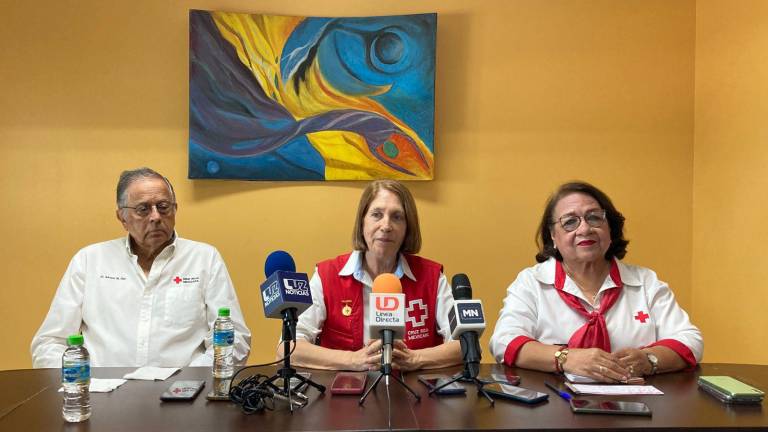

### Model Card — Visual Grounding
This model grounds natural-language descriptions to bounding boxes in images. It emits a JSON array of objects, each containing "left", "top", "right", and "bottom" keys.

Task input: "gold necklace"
[{"left": 563, "top": 263, "right": 600, "bottom": 303}]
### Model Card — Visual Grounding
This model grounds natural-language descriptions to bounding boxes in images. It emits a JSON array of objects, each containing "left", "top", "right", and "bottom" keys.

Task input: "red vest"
[{"left": 317, "top": 253, "right": 444, "bottom": 351}]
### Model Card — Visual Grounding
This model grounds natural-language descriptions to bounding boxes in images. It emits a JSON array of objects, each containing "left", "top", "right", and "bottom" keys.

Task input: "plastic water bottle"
[
  {"left": 213, "top": 307, "right": 235, "bottom": 379},
  {"left": 62, "top": 334, "right": 91, "bottom": 422}
]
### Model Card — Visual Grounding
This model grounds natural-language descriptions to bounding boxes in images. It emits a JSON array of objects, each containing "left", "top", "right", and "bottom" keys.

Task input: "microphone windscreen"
[
  {"left": 264, "top": 250, "right": 296, "bottom": 277},
  {"left": 451, "top": 273, "right": 472, "bottom": 300},
  {"left": 372, "top": 273, "right": 402, "bottom": 294}
]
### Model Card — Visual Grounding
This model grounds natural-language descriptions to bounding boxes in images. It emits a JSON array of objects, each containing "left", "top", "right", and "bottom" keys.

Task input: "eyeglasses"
[
  {"left": 552, "top": 209, "right": 607, "bottom": 232},
  {"left": 120, "top": 201, "right": 176, "bottom": 217}
]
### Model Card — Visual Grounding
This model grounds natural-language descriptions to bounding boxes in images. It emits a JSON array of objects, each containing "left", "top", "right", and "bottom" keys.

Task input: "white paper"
[
  {"left": 123, "top": 366, "right": 179, "bottom": 381},
  {"left": 565, "top": 382, "right": 664, "bottom": 395},
  {"left": 564, "top": 372, "right": 599, "bottom": 383},
  {"left": 58, "top": 378, "right": 127, "bottom": 393}
]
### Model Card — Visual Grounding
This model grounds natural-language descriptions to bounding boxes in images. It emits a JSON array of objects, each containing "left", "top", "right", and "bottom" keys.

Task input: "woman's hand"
[
  {"left": 614, "top": 347, "right": 652, "bottom": 377},
  {"left": 347, "top": 339, "right": 382, "bottom": 371},
  {"left": 563, "top": 347, "right": 629, "bottom": 382},
  {"left": 392, "top": 340, "right": 423, "bottom": 371}
]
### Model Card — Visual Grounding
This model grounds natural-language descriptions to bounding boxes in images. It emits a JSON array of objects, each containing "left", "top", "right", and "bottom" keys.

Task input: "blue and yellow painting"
[{"left": 189, "top": 10, "right": 436, "bottom": 180}]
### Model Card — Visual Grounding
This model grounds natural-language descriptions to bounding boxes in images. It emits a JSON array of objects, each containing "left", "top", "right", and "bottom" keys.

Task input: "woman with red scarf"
[{"left": 489, "top": 182, "right": 702, "bottom": 382}]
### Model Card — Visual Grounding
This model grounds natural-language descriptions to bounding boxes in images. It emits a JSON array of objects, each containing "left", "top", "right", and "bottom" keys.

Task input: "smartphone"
[
  {"left": 570, "top": 399, "right": 652, "bottom": 416},
  {"left": 484, "top": 383, "right": 548, "bottom": 404},
  {"left": 330, "top": 372, "right": 368, "bottom": 395},
  {"left": 418, "top": 374, "right": 466, "bottom": 395},
  {"left": 478, "top": 373, "right": 521, "bottom": 386},
  {"left": 160, "top": 380, "right": 205, "bottom": 401},
  {"left": 698, "top": 376, "right": 765, "bottom": 404}
]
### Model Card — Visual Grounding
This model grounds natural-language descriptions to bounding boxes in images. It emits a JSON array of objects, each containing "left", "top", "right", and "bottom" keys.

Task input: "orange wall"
[
  {"left": 692, "top": 0, "right": 768, "bottom": 364},
  {"left": 0, "top": 0, "right": 698, "bottom": 370}
]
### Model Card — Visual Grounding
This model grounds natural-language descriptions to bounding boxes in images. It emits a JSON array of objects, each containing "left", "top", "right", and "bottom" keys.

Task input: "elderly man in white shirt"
[{"left": 31, "top": 167, "right": 251, "bottom": 368}]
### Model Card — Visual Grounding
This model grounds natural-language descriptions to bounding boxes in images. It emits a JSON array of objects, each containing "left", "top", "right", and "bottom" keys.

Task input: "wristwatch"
[
  {"left": 646, "top": 352, "right": 659, "bottom": 375},
  {"left": 554, "top": 348, "right": 569, "bottom": 373}
]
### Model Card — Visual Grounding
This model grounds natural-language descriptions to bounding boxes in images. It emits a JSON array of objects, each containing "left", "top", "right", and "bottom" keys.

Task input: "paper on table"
[
  {"left": 58, "top": 378, "right": 127, "bottom": 393},
  {"left": 123, "top": 367, "right": 179, "bottom": 381},
  {"left": 564, "top": 372, "right": 599, "bottom": 383},
  {"left": 565, "top": 382, "right": 664, "bottom": 395}
]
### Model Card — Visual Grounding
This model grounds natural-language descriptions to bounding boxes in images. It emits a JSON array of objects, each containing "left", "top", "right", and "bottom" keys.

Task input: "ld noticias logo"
[{"left": 375, "top": 296, "right": 400, "bottom": 311}]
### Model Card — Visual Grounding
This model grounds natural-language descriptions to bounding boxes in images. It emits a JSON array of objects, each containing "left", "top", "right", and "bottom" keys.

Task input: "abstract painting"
[{"left": 189, "top": 10, "right": 437, "bottom": 180}]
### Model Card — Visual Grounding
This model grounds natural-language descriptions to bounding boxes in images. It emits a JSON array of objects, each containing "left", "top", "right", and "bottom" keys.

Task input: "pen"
[{"left": 544, "top": 381, "right": 572, "bottom": 401}]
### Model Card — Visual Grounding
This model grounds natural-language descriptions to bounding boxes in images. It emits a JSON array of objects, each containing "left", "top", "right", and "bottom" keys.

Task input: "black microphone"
[
  {"left": 448, "top": 274, "right": 486, "bottom": 379},
  {"left": 259, "top": 250, "right": 312, "bottom": 342}
]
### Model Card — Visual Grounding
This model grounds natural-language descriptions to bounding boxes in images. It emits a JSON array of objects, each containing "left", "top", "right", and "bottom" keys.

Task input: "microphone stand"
[
  {"left": 263, "top": 308, "right": 326, "bottom": 411},
  {"left": 359, "top": 330, "right": 421, "bottom": 405},
  {"left": 431, "top": 333, "right": 494, "bottom": 406}
]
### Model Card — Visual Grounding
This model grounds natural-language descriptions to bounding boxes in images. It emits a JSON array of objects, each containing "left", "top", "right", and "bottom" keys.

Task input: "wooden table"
[{"left": 0, "top": 363, "right": 765, "bottom": 431}]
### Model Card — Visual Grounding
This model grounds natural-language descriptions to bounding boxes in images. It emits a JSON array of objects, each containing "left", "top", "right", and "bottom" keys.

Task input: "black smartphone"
[
  {"left": 160, "top": 380, "right": 205, "bottom": 401},
  {"left": 570, "top": 399, "right": 652, "bottom": 416},
  {"left": 330, "top": 372, "right": 368, "bottom": 395},
  {"left": 484, "top": 383, "right": 548, "bottom": 404},
  {"left": 418, "top": 374, "right": 466, "bottom": 395}
]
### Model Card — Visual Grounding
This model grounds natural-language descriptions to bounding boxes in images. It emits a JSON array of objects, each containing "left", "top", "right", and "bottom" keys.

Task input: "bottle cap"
[
  {"left": 67, "top": 334, "right": 84, "bottom": 346},
  {"left": 218, "top": 307, "right": 231, "bottom": 317}
]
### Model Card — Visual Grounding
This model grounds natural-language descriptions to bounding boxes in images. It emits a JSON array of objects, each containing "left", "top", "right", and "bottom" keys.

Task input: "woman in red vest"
[
  {"left": 489, "top": 181, "right": 702, "bottom": 382},
  {"left": 288, "top": 180, "right": 461, "bottom": 371}
]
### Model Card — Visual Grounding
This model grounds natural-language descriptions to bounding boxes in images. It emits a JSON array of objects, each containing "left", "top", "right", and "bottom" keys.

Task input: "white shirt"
[
  {"left": 31, "top": 234, "right": 251, "bottom": 368},
  {"left": 489, "top": 258, "right": 703, "bottom": 363},
  {"left": 295, "top": 251, "right": 455, "bottom": 345}
]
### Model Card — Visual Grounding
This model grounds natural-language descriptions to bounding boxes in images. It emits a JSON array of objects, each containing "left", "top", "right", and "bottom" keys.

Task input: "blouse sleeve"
[
  {"left": 294, "top": 267, "right": 327, "bottom": 344},
  {"left": 645, "top": 272, "right": 703, "bottom": 366},
  {"left": 489, "top": 268, "right": 541, "bottom": 366}
]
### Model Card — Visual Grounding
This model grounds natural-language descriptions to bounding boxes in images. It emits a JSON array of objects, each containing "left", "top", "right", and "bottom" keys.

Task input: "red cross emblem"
[
  {"left": 406, "top": 299, "right": 428, "bottom": 328},
  {"left": 173, "top": 276, "right": 182, "bottom": 284},
  {"left": 634, "top": 311, "right": 649, "bottom": 323}
]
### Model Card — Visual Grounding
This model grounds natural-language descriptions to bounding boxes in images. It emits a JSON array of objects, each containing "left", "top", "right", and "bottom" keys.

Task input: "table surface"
[{"left": 0, "top": 363, "right": 766, "bottom": 431}]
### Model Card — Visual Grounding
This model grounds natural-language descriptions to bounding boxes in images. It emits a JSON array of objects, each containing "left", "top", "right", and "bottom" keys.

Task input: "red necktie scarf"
[{"left": 554, "top": 259, "right": 623, "bottom": 352}]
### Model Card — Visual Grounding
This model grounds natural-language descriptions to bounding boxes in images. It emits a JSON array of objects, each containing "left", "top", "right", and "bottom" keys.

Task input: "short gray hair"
[{"left": 116, "top": 167, "right": 176, "bottom": 207}]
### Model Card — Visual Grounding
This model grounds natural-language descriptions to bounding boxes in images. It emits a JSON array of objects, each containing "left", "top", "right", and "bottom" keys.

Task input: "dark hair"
[
  {"left": 535, "top": 181, "right": 629, "bottom": 263},
  {"left": 352, "top": 180, "right": 421, "bottom": 254},
  {"left": 116, "top": 167, "right": 175, "bottom": 207}
]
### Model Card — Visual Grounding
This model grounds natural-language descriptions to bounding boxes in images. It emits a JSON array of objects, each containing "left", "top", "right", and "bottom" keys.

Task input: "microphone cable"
[{"left": 227, "top": 340, "right": 303, "bottom": 414}]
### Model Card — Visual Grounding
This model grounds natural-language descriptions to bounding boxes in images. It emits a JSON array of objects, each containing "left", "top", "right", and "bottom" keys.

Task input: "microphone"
[
  {"left": 260, "top": 250, "right": 312, "bottom": 341},
  {"left": 368, "top": 273, "right": 405, "bottom": 375},
  {"left": 448, "top": 274, "right": 486, "bottom": 378}
]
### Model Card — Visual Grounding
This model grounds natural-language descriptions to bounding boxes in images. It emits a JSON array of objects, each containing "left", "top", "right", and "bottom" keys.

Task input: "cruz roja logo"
[{"left": 283, "top": 278, "right": 310, "bottom": 296}]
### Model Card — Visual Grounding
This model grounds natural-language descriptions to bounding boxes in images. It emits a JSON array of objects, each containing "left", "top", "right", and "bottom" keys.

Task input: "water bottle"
[
  {"left": 62, "top": 334, "right": 91, "bottom": 422},
  {"left": 213, "top": 307, "right": 235, "bottom": 380}
]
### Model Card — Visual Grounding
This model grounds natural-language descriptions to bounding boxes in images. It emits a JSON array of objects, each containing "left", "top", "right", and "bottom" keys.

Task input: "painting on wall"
[{"left": 189, "top": 10, "right": 437, "bottom": 180}]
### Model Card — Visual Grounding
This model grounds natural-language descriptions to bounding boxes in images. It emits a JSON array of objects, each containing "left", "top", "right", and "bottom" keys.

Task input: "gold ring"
[
  {"left": 629, "top": 365, "right": 635, "bottom": 374},
  {"left": 599, "top": 366, "right": 606, "bottom": 373}
]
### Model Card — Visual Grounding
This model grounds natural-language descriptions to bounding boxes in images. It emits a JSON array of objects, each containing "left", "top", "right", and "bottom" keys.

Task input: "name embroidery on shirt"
[
  {"left": 100, "top": 274, "right": 126, "bottom": 281},
  {"left": 172, "top": 275, "right": 200, "bottom": 285}
]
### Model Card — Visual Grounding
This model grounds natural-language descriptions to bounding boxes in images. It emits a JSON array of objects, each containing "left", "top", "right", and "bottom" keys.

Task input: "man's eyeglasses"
[
  {"left": 552, "top": 209, "right": 607, "bottom": 232},
  {"left": 120, "top": 201, "right": 176, "bottom": 217}
]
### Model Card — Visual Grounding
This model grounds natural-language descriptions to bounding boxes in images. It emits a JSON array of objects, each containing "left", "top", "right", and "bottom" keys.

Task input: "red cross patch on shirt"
[
  {"left": 634, "top": 310, "right": 649, "bottom": 324},
  {"left": 406, "top": 299, "right": 428, "bottom": 328}
]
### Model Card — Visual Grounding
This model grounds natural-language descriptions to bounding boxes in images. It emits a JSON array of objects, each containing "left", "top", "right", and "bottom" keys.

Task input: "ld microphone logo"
[{"left": 375, "top": 296, "right": 400, "bottom": 311}]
